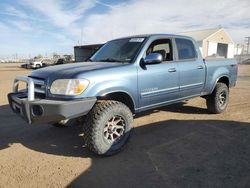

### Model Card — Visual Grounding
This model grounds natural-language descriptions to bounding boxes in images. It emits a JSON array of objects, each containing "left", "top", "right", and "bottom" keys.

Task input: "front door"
[{"left": 138, "top": 38, "right": 179, "bottom": 110}]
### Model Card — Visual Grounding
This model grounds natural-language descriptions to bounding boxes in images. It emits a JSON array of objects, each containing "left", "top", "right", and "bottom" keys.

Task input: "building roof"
[{"left": 179, "top": 28, "right": 222, "bottom": 42}]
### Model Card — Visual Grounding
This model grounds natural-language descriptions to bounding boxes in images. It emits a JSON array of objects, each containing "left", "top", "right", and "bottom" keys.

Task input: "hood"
[{"left": 30, "top": 62, "right": 127, "bottom": 80}]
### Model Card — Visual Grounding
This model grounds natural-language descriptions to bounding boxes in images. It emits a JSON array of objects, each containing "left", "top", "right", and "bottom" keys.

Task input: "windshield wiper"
[{"left": 98, "top": 58, "right": 124, "bottom": 62}]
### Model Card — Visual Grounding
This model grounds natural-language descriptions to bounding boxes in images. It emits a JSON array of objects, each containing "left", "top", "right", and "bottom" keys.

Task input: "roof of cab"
[{"left": 113, "top": 33, "right": 194, "bottom": 41}]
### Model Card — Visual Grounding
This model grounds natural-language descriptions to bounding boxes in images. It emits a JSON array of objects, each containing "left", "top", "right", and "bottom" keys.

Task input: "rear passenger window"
[{"left": 176, "top": 38, "right": 197, "bottom": 60}]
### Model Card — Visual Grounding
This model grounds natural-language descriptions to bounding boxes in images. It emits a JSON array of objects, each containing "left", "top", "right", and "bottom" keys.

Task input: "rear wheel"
[
  {"left": 83, "top": 100, "right": 133, "bottom": 155},
  {"left": 206, "top": 82, "right": 229, "bottom": 114}
]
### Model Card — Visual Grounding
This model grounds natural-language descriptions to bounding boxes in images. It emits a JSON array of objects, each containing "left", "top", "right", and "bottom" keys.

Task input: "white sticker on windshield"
[{"left": 129, "top": 38, "right": 145, "bottom": 42}]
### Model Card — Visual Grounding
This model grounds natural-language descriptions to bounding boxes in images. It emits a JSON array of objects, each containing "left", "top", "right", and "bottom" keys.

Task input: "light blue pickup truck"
[{"left": 8, "top": 34, "right": 238, "bottom": 155}]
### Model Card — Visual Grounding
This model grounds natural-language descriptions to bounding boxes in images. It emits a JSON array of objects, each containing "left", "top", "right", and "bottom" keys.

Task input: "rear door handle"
[
  {"left": 197, "top": 65, "right": 204, "bottom": 69},
  {"left": 168, "top": 68, "right": 176, "bottom": 72}
]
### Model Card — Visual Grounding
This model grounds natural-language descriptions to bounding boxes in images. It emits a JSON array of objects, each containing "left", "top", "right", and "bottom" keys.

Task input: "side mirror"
[{"left": 144, "top": 53, "right": 163, "bottom": 64}]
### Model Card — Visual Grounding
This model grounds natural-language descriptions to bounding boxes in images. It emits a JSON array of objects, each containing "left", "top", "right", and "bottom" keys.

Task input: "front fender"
[{"left": 83, "top": 79, "right": 138, "bottom": 108}]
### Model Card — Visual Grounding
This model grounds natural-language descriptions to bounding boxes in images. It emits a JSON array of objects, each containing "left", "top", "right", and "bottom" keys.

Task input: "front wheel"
[
  {"left": 206, "top": 83, "right": 229, "bottom": 114},
  {"left": 83, "top": 100, "right": 133, "bottom": 156}
]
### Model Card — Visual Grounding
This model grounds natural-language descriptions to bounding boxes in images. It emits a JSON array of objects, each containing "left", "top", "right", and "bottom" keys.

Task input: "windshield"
[{"left": 90, "top": 37, "right": 145, "bottom": 63}]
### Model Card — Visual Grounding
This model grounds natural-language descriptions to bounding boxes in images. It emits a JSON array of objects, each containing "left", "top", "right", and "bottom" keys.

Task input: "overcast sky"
[{"left": 0, "top": 0, "right": 249, "bottom": 58}]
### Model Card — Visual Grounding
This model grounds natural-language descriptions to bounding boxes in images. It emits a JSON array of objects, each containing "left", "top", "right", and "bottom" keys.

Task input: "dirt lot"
[{"left": 0, "top": 63, "right": 250, "bottom": 188}]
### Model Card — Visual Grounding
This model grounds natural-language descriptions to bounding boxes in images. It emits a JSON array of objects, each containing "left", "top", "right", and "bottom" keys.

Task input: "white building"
[{"left": 180, "top": 28, "right": 234, "bottom": 58}]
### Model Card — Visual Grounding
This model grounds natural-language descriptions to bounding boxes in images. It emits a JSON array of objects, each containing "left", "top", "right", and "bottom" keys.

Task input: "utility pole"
[{"left": 245, "top": 37, "right": 250, "bottom": 54}]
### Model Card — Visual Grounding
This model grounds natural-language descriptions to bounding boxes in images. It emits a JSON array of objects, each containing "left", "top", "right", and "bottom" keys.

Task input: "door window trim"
[{"left": 143, "top": 38, "right": 175, "bottom": 64}]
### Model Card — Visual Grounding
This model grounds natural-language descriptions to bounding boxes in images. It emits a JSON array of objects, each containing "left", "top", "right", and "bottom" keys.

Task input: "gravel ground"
[{"left": 0, "top": 63, "right": 250, "bottom": 188}]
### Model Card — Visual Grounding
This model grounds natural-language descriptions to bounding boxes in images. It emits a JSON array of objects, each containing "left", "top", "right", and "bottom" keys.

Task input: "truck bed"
[{"left": 203, "top": 58, "right": 238, "bottom": 95}]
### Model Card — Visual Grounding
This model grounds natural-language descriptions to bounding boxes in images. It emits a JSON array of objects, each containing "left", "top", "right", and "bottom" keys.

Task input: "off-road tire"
[
  {"left": 206, "top": 82, "right": 229, "bottom": 114},
  {"left": 83, "top": 100, "right": 133, "bottom": 156}
]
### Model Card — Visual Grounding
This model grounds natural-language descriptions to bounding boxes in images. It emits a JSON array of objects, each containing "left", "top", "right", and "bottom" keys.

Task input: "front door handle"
[
  {"left": 197, "top": 65, "right": 204, "bottom": 69},
  {"left": 168, "top": 68, "right": 176, "bottom": 72}
]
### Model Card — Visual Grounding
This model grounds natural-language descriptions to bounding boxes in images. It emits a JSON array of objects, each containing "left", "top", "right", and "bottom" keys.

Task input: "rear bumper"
[{"left": 8, "top": 92, "right": 96, "bottom": 124}]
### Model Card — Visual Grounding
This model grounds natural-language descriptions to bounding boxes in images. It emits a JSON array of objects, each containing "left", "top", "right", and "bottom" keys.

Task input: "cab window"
[
  {"left": 175, "top": 38, "right": 197, "bottom": 60},
  {"left": 146, "top": 39, "right": 173, "bottom": 61}
]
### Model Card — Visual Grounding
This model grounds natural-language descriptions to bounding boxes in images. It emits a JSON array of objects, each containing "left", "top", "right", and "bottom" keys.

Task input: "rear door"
[
  {"left": 138, "top": 38, "right": 179, "bottom": 110},
  {"left": 175, "top": 38, "right": 205, "bottom": 98}
]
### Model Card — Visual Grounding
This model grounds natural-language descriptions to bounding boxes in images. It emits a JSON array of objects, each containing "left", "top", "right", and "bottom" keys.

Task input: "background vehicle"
[
  {"left": 8, "top": 34, "right": 238, "bottom": 156},
  {"left": 30, "top": 60, "right": 43, "bottom": 69}
]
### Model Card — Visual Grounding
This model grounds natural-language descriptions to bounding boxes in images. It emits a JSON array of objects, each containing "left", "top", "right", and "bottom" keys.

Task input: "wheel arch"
[
  {"left": 217, "top": 76, "right": 229, "bottom": 87},
  {"left": 211, "top": 75, "right": 230, "bottom": 92},
  {"left": 97, "top": 91, "right": 136, "bottom": 113}
]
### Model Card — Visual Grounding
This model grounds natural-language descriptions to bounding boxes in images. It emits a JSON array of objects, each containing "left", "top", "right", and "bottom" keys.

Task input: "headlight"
[{"left": 50, "top": 79, "right": 89, "bottom": 95}]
